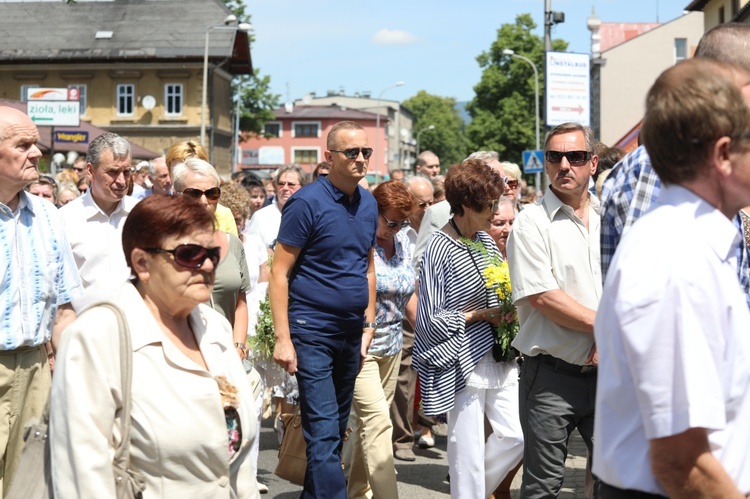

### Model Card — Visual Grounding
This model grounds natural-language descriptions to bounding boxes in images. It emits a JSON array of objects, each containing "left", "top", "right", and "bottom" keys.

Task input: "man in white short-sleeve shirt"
[
  {"left": 506, "top": 123, "right": 601, "bottom": 498},
  {"left": 594, "top": 58, "right": 750, "bottom": 498},
  {"left": 60, "top": 133, "right": 136, "bottom": 305}
]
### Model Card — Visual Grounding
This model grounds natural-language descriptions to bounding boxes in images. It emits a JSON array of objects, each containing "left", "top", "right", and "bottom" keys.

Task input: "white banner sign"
[{"left": 546, "top": 52, "right": 590, "bottom": 127}]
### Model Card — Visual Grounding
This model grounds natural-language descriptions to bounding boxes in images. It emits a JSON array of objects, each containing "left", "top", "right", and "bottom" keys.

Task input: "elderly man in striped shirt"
[{"left": 0, "top": 106, "right": 82, "bottom": 494}]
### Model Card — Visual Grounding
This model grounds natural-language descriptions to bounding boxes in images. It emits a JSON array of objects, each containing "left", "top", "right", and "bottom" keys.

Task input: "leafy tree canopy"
[
  {"left": 220, "top": 0, "right": 280, "bottom": 137},
  {"left": 402, "top": 91, "right": 470, "bottom": 168},
  {"left": 467, "top": 14, "right": 567, "bottom": 165}
]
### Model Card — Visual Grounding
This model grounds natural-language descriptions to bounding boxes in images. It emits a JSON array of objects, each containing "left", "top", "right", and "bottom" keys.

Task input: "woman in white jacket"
[{"left": 50, "top": 194, "right": 259, "bottom": 498}]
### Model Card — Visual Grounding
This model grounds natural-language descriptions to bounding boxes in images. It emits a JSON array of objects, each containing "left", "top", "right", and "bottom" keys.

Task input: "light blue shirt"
[{"left": 0, "top": 191, "right": 82, "bottom": 349}]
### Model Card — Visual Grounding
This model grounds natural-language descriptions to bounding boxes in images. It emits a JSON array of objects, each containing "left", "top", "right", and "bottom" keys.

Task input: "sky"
[{"left": 249, "top": 0, "right": 696, "bottom": 105}]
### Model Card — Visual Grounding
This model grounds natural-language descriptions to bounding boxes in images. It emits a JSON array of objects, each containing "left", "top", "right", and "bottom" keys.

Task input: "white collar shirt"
[
  {"left": 59, "top": 190, "right": 137, "bottom": 297},
  {"left": 507, "top": 188, "right": 602, "bottom": 365},
  {"left": 593, "top": 185, "right": 750, "bottom": 494},
  {"left": 244, "top": 198, "right": 280, "bottom": 249}
]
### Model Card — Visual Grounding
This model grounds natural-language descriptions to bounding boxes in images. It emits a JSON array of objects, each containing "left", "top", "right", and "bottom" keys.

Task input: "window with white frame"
[
  {"left": 116, "top": 83, "right": 135, "bottom": 116},
  {"left": 293, "top": 121, "right": 320, "bottom": 137},
  {"left": 264, "top": 122, "right": 282, "bottom": 137},
  {"left": 674, "top": 38, "right": 688, "bottom": 63},
  {"left": 20, "top": 84, "right": 39, "bottom": 102},
  {"left": 293, "top": 148, "right": 319, "bottom": 165},
  {"left": 165, "top": 83, "right": 183, "bottom": 116},
  {"left": 68, "top": 84, "right": 87, "bottom": 116}
]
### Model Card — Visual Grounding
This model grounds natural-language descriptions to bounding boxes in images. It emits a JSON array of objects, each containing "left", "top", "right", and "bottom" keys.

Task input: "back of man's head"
[
  {"left": 695, "top": 23, "right": 750, "bottom": 72},
  {"left": 642, "top": 58, "right": 750, "bottom": 186}
]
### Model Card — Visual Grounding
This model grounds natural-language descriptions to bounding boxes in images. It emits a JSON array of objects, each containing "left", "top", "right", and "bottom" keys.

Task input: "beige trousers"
[
  {"left": 0, "top": 346, "right": 50, "bottom": 495},
  {"left": 346, "top": 351, "right": 402, "bottom": 499}
]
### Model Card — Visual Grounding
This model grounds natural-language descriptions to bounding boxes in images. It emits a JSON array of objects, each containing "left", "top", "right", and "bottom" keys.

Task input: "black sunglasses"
[
  {"left": 545, "top": 150, "right": 591, "bottom": 166},
  {"left": 179, "top": 187, "right": 221, "bottom": 201},
  {"left": 381, "top": 213, "right": 411, "bottom": 229},
  {"left": 145, "top": 244, "right": 221, "bottom": 269},
  {"left": 330, "top": 148, "right": 373, "bottom": 160}
]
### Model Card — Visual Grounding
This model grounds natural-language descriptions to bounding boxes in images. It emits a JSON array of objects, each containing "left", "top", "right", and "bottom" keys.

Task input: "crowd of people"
[{"left": 3, "top": 20, "right": 750, "bottom": 499}]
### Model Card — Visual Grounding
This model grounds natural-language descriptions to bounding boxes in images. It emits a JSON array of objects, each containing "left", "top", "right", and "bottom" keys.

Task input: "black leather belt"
[{"left": 535, "top": 354, "right": 597, "bottom": 375}]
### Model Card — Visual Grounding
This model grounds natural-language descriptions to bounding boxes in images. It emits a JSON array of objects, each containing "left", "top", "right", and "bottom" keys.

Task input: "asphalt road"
[
  {"left": 255, "top": 416, "right": 451, "bottom": 498},
  {"left": 255, "top": 416, "right": 589, "bottom": 498}
]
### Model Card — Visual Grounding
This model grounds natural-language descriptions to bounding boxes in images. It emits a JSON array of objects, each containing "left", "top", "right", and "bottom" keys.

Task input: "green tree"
[
  {"left": 466, "top": 14, "right": 568, "bottom": 165},
  {"left": 403, "top": 91, "right": 470, "bottom": 168},
  {"left": 220, "top": 0, "right": 280, "bottom": 137}
]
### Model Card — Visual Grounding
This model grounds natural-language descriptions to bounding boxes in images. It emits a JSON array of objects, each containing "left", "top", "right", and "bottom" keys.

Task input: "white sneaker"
[{"left": 257, "top": 481, "right": 269, "bottom": 494}]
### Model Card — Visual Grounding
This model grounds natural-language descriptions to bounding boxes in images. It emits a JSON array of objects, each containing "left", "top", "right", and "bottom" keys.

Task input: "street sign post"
[
  {"left": 27, "top": 101, "right": 81, "bottom": 127},
  {"left": 545, "top": 52, "right": 590, "bottom": 127},
  {"left": 26, "top": 87, "right": 81, "bottom": 175},
  {"left": 523, "top": 150, "right": 544, "bottom": 174}
]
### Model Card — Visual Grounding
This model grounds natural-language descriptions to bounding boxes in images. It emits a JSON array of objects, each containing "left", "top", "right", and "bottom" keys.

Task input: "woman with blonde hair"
[
  {"left": 165, "top": 140, "right": 239, "bottom": 237},
  {"left": 172, "top": 159, "right": 251, "bottom": 363}
]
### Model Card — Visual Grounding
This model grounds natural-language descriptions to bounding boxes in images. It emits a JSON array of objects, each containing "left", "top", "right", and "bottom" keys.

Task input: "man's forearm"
[
  {"left": 51, "top": 303, "right": 76, "bottom": 351},
  {"left": 364, "top": 250, "right": 376, "bottom": 324},
  {"left": 269, "top": 269, "right": 291, "bottom": 342},
  {"left": 528, "top": 289, "right": 596, "bottom": 334},
  {"left": 651, "top": 429, "right": 744, "bottom": 498}
]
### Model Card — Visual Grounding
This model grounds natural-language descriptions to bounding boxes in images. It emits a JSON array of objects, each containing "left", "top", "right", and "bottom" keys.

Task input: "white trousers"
[{"left": 447, "top": 366, "right": 524, "bottom": 499}]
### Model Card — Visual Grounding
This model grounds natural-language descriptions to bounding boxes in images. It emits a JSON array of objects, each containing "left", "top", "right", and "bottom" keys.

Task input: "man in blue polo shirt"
[{"left": 270, "top": 120, "right": 377, "bottom": 498}]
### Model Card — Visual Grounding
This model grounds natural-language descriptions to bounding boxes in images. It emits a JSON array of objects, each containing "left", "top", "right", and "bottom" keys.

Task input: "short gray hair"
[
  {"left": 87, "top": 132, "right": 131, "bottom": 167},
  {"left": 544, "top": 123, "right": 596, "bottom": 152},
  {"left": 466, "top": 150, "right": 500, "bottom": 163},
  {"left": 405, "top": 175, "right": 433, "bottom": 193},
  {"left": 148, "top": 156, "right": 167, "bottom": 176},
  {"left": 274, "top": 164, "right": 310, "bottom": 187},
  {"left": 172, "top": 158, "right": 220, "bottom": 192}
]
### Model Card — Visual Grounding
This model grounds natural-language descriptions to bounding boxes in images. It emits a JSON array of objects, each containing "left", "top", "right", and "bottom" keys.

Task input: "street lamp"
[
  {"left": 201, "top": 16, "right": 252, "bottom": 149},
  {"left": 416, "top": 125, "right": 435, "bottom": 157},
  {"left": 503, "top": 48, "right": 541, "bottom": 188},
  {"left": 374, "top": 81, "right": 405, "bottom": 177}
]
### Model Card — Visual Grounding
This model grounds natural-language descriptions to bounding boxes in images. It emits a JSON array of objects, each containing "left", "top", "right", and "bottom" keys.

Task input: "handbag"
[
  {"left": 274, "top": 410, "right": 307, "bottom": 485},
  {"left": 6, "top": 302, "right": 146, "bottom": 499}
]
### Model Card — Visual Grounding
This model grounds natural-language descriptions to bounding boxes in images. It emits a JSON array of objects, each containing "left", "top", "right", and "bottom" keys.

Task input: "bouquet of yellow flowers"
[
  {"left": 483, "top": 260, "right": 519, "bottom": 361},
  {"left": 461, "top": 237, "right": 519, "bottom": 362}
]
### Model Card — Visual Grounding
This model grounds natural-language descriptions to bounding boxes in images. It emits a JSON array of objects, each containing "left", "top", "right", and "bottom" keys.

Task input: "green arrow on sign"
[{"left": 31, "top": 117, "right": 54, "bottom": 122}]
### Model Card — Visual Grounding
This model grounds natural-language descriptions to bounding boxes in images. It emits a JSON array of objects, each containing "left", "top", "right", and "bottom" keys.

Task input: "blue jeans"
[{"left": 292, "top": 330, "right": 362, "bottom": 499}]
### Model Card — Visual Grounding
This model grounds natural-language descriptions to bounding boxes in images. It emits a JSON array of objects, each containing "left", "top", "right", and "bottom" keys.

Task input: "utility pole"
[{"left": 542, "top": 0, "right": 565, "bottom": 192}]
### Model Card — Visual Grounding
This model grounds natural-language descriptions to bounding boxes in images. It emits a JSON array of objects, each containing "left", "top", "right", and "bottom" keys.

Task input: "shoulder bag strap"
[{"left": 95, "top": 302, "right": 134, "bottom": 472}]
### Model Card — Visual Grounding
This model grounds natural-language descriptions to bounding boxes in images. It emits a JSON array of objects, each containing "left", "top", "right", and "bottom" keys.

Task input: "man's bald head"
[
  {"left": 416, "top": 151, "right": 440, "bottom": 178},
  {"left": 406, "top": 175, "right": 435, "bottom": 230}
]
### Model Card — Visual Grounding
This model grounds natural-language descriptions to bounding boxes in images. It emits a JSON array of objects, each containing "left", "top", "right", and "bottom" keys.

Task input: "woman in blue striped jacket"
[{"left": 414, "top": 158, "right": 524, "bottom": 499}]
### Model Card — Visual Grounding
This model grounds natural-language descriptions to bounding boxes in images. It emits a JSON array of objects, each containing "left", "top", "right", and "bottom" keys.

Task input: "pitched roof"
[
  {"left": 0, "top": 0, "right": 252, "bottom": 74},
  {"left": 684, "top": 0, "right": 711, "bottom": 10},
  {"left": 733, "top": 2, "right": 750, "bottom": 21},
  {"left": 273, "top": 105, "right": 380, "bottom": 121},
  {"left": 599, "top": 23, "right": 662, "bottom": 52}
]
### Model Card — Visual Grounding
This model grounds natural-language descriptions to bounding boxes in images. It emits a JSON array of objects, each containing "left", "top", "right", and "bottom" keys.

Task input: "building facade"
[
  {"left": 0, "top": 0, "right": 252, "bottom": 174},
  {"left": 240, "top": 105, "right": 396, "bottom": 180},
  {"left": 293, "top": 91, "right": 415, "bottom": 173},
  {"left": 588, "top": 11, "right": 704, "bottom": 146},
  {"left": 685, "top": 0, "right": 750, "bottom": 31}
]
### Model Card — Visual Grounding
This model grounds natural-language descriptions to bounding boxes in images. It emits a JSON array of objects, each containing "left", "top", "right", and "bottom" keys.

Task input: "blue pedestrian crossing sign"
[{"left": 522, "top": 150, "right": 544, "bottom": 174}]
